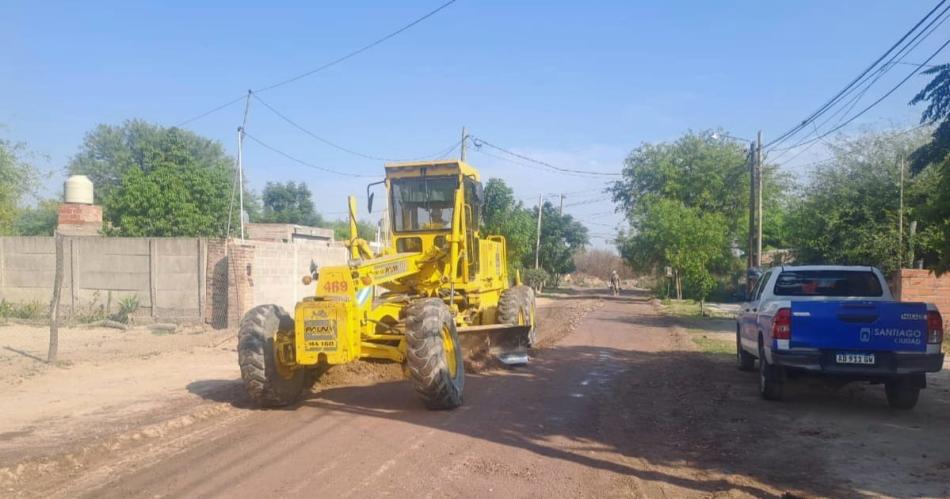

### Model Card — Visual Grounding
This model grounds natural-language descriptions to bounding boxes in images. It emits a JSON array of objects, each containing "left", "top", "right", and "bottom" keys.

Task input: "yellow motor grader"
[{"left": 238, "top": 160, "right": 537, "bottom": 409}]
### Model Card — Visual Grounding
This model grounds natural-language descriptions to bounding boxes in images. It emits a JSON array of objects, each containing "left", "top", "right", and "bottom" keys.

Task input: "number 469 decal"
[{"left": 323, "top": 280, "right": 349, "bottom": 293}]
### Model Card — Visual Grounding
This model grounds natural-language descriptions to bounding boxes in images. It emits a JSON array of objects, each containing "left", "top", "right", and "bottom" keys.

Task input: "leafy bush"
[
  {"left": 112, "top": 295, "right": 140, "bottom": 324},
  {"left": 0, "top": 299, "right": 48, "bottom": 320},
  {"left": 521, "top": 268, "right": 550, "bottom": 292}
]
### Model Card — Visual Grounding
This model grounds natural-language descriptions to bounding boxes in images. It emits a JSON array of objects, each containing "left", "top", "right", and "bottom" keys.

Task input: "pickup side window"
[
  {"left": 773, "top": 270, "right": 883, "bottom": 297},
  {"left": 752, "top": 271, "right": 771, "bottom": 301}
]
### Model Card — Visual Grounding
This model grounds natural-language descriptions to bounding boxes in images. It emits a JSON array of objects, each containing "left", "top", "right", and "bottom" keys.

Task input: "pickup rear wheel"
[
  {"left": 736, "top": 328, "right": 755, "bottom": 371},
  {"left": 758, "top": 343, "right": 784, "bottom": 401},
  {"left": 885, "top": 377, "right": 920, "bottom": 410}
]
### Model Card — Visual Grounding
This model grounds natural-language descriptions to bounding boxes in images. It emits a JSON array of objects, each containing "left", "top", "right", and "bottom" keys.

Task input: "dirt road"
[{"left": 4, "top": 294, "right": 950, "bottom": 498}]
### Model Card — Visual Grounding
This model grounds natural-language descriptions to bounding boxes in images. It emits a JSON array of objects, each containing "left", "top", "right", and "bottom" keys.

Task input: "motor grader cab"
[{"left": 238, "top": 160, "right": 537, "bottom": 409}]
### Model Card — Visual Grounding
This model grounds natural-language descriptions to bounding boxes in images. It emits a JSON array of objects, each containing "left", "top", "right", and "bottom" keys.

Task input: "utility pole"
[
  {"left": 534, "top": 194, "right": 543, "bottom": 270},
  {"left": 460, "top": 126, "right": 467, "bottom": 162},
  {"left": 559, "top": 194, "right": 565, "bottom": 215},
  {"left": 237, "top": 90, "right": 251, "bottom": 241},
  {"left": 237, "top": 126, "right": 245, "bottom": 241},
  {"left": 747, "top": 143, "right": 756, "bottom": 271},
  {"left": 755, "top": 130, "right": 763, "bottom": 268},
  {"left": 908, "top": 220, "right": 918, "bottom": 268},
  {"left": 898, "top": 155, "right": 905, "bottom": 269}
]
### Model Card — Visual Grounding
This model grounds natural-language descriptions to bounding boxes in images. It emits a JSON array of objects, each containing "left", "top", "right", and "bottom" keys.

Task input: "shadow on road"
[{"left": 185, "top": 308, "right": 950, "bottom": 498}]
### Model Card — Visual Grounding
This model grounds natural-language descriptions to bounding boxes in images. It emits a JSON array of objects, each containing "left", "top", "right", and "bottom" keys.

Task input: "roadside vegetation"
[
  {"left": 606, "top": 64, "right": 950, "bottom": 302},
  {"left": 689, "top": 333, "right": 734, "bottom": 357}
]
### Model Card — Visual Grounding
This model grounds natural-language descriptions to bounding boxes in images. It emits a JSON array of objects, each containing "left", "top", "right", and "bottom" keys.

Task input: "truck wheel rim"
[{"left": 441, "top": 325, "right": 458, "bottom": 377}]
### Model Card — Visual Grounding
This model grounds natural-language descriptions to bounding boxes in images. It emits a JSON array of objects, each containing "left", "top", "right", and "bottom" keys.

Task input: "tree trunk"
[
  {"left": 48, "top": 234, "right": 65, "bottom": 364},
  {"left": 674, "top": 270, "right": 683, "bottom": 300}
]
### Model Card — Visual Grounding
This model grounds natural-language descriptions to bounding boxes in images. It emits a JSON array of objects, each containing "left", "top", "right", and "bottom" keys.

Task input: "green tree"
[
  {"left": 618, "top": 197, "right": 728, "bottom": 300},
  {"left": 482, "top": 178, "right": 536, "bottom": 271},
  {"left": 70, "top": 120, "right": 230, "bottom": 201},
  {"left": 909, "top": 63, "right": 950, "bottom": 273},
  {"left": 527, "top": 201, "right": 589, "bottom": 282},
  {"left": 786, "top": 129, "right": 933, "bottom": 275},
  {"left": 610, "top": 130, "right": 750, "bottom": 237},
  {"left": 69, "top": 121, "right": 240, "bottom": 237},
  {"left": 330, "top": 219, "right": 376, "bottom": 241},
  {"left": 0, "top": 137, "right": 38, "bottom": 235},
  {"left": 610, "top": 130, "right": 790, "bottom": 251},
  {"left": 258, "top": 181, "right": 324, "bottom": 227},
  {"left": 14, "top": 199, "right": 59, "bottom": 236}
]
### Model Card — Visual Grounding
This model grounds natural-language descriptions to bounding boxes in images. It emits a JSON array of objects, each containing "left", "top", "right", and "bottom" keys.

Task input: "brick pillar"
[
  {"left": 57, "top": 203, "right": 103, "bottom": 236},
  {"left": 227, "top": 241, "right": 256, "bottom": 329},
  {"left": 206, "top": 239, "right": 228, "bottom": 328}
]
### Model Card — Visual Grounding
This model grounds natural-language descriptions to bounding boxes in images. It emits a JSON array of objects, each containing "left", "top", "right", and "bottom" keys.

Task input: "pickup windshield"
[
  {"left": 773, "top": 270, "right": 883, "bottom": 297},
  {"left": 390, "top": 176, "right": 457, "bottom": 232}
]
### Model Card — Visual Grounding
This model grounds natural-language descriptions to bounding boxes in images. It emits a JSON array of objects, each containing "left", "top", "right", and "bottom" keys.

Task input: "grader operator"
[{"left": 238, "top": 160, "right": 537, "bottom": 410}]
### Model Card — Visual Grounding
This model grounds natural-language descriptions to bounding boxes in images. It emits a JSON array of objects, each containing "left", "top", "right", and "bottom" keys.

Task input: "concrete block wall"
[
  {"left": 0, "top": 236, "right": 204, "bottom": 320},
  {"left": 203, "top": 239, "right": 347, "bottom": 329},
  {"left": 894, "top": 269, "right": 950, "bottom": 329},
  {"left": 251, "top": 240, "right": 347, "bottom": 314},
  {"left": 0, "top": 237, "right": 73, "bottom": 306},
  {"left": 1, "top": 236, "right": 347, "bottom": 328}
]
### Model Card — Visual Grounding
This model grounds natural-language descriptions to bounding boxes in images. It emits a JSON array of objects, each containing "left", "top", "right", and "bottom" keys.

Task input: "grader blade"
[{"left": 458, "top": 324, "right": 531, "bottom": 366}]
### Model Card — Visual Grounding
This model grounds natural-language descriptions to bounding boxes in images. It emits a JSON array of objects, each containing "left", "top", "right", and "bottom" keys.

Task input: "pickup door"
[{"left": 790, "top": 301, "right": 928, "bottom": 352}]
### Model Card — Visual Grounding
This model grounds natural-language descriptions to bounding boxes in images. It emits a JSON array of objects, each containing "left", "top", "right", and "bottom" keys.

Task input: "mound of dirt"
[{"left": 317, "top": 360, "right": 406, "bottom": 387}]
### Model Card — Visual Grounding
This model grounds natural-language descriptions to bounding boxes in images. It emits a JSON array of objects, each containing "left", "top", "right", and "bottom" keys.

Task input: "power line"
[
  {"left": 771, "top": 38, "right": 950, "bottom": 154},
  {"left": 765, "top": 0, "right": 947, "bottom": 150},
  {"left": 176, "top": 95, "right": 246, "bottom": 128},
  {"left": 471, "top": 137, "right": 622, "bottom": 177},
  {"left": 770, "top": 5, "right": 950, "bottom": 155},
  {"left": 564, "top": 197, "right": 611, "bottom": 208},
  {"left": 773, "top": 122, "right": 932, "bottom": 169},
  {"left": 254, "top": 0, "right": 458, "bottom": 93},
  {"left": 243, "top": 131, "right": 381, "bottom": 178},
  {"left": 251, "top": 91, "right": 460, "bottom": 161},
  {"left": 176, "top": 0, "right": 458, "bottom": 127}
]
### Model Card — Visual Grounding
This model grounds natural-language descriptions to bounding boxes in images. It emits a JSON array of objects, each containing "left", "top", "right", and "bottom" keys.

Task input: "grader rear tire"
[
  {"left": 238, "top": 304, "right": 306, "bottom": 407},
  {"left": 498, "top": 285, "right": 538, "bottom": 347},
  {"left": 405, "top": 298, "right": 464, "bottom": 410}
]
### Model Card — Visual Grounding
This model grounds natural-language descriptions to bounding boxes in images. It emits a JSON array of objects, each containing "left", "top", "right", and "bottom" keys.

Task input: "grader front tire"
[
  {"left": 238, "top": 304, "right": 306, "bottom": 407},
  {"left": 499, "top": 285, "right": 538, "bottom": 347},
  {"left": 405, "top": 298, "right": 464, "bottom": 410}
]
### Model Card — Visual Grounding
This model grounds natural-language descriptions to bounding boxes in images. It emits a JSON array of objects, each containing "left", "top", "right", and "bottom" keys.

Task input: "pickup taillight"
[
  {"left": 772, "top": 307, "right": 792, "bottom": 340},
  {"left": 927, "top": 310, "right": 944, "bottom": 345}
]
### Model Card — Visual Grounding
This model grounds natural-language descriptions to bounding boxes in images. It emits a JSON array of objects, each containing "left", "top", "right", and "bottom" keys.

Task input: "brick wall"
[
  {"left": 57, "top": 203, "right": 102, "bottom": 236},
  {"left": 893, "top": 269, "right": 950, "bottom": 328}
]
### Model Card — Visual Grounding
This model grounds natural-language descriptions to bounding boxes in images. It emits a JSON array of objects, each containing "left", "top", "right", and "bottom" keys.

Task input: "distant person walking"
[{"left": 609, "top": 270, "right": 621, "bottom": 296}]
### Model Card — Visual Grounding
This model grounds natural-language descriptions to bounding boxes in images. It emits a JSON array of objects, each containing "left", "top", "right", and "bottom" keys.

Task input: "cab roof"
[{"left": 383, "top": 160, "right": 480, "bottom": 180}]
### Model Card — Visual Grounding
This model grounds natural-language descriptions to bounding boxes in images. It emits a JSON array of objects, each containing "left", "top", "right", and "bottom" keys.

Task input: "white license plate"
[{"left": 835, "top": 353, "right": 875, "bottom": 365}]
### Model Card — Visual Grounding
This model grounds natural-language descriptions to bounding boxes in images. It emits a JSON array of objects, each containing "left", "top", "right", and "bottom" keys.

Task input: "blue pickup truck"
[{"left": 737, "top": 265, "right": 945, "bottom": 409}]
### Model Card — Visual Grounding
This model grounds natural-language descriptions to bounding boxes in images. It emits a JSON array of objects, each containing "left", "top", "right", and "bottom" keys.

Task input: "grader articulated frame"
[{"left": 238, "top": 160, "right": 537, "bottom": 409}]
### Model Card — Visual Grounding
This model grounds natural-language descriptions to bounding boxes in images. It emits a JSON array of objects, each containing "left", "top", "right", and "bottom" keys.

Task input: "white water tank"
[{"left": 64, "top": 175, "right": 94, "bottom": 204}]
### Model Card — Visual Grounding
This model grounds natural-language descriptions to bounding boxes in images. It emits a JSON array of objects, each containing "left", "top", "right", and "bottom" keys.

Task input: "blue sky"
[{"left": 2, "top": 1, "right": 945, "bottom": 247}]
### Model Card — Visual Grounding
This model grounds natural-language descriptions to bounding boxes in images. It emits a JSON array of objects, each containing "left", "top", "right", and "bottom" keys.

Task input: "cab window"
[{"left": 390, "top": 176, "right": 457, "bottom": 232}]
